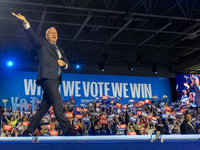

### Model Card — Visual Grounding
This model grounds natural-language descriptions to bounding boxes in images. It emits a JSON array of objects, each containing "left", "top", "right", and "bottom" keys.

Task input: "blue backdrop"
[{"left": 0, "top": 71, "right": 172, "bottom": 107}]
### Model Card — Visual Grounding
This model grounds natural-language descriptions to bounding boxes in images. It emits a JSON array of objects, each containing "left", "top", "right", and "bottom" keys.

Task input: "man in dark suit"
[
  {"left": 12, "top": 12, "right": 72, "bottom": 136},
  {"left": 180, "top": 112, "right": 196, "bottom": 134}
]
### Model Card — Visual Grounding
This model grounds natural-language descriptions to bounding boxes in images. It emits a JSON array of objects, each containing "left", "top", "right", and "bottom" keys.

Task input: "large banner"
[{"left": 0, "top": 71, "right": 172, "bottom": 107}]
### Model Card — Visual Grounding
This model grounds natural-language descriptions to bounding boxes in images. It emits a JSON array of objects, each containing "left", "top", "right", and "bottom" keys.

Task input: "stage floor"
[{"left": 0, "top": 135, "right": 200, "bottom": 150}]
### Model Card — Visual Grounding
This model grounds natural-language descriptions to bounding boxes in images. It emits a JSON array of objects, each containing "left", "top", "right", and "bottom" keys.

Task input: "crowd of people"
[{"left": 1, "top": 95, "right": 199, "bottom": 137}]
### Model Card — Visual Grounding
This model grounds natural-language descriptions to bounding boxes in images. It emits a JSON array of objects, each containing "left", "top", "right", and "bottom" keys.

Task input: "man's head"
[
  {"left": 184, "top": 112, "right": 192, "bottom": 122},
  {"left": 45, "top": 27, "right": 58, "bottom": 43}
]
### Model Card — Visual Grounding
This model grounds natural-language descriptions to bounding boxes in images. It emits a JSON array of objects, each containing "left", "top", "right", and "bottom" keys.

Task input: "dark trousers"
[{"left": 27, "top": 78, "right": 72, "bottom": 134}]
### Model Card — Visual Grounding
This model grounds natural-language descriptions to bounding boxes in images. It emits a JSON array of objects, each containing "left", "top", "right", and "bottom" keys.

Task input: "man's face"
[
  {"left": 46, "top": 28, "right": 58, "bottom": 43},
  {"left": 185, "top": 114, "right": 192, "bottom": 122}
]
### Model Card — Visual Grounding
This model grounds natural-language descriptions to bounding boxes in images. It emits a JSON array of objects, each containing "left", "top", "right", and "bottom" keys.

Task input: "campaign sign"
[
  {"left": 162, "top": 114, "right": 169, "bottom": 119},
  {"left": 169, "top": 115, "right": 176, "bottom": 120},
  {"left": 117, "top": 128, "right": 124, "bottom": 135},
  {"left": 91, "top": 112, "right": 99, "bottom": 117},
  {"left": 50, "top": 113, "right": 55, "bottom": 118},
  {"left": 137, "top": 107, "right": 143, "bottom": 111},
  {"left": 46, "top": 124, "right": 54, "bottom": 130},
  {"left": 151, "top": 105, "right": 156, "bottom": 110},
  {"left": 116, "top": 103, "right": 122, "bottom": 108},
  {"left": 100, "top": 119, "right": 108, "bottom": 124},
  {"left": 110, "top": 100, "right": 115, "bottom": 105},
  {"left": 145, "top": 99, "right": 150, "bottom": 104},
  {"left": 129, "top": 131, "right": 136, "bottom": 135},
  {"left": 102, "top": 95, "right": 108, "bottom": 100},
  {"left": 137, "top": 111, "right": 142, "bottom": 116},
  {"left": 147, "top": 113, "right": 152, "bottom": 120},
  {"left": 108, "top": 114, "right": 115, "bottom": 118},
  {"left": 129, "top": 99, "right": 135, "bottom": 103},
  {"left": 76, "top": 107, "right": 82, "bottom": 112},
  {"left": 129, "top": 116, "right": 137, "bottom": 122},
  {"left": 180, "top": 108, "right": 187, "bottom": 113},
  {"left": 0, "top": 71, "right": 172, "bottom": 109},
  {"left": 4, "top": 124, "right": 12, "bottom": 131},
  {"left": 119, "top": 124, "right": 126, "bottom": 129},
  {"left": 151, "top": 117, "right": 157, "bottom": 124},
  {"left": 157, "top": 108, "right": 161, "bottom": 112},
  {"left": 70, "top": 99, "right": 76, "bottom": 104},
  {"left": 23, "top": 111, "right": 31, "bottom": 115},
  {"left": 22, "top": 121, "right": 29, "bottom": 127},
  {"left": 141, "top": 111, "right": 147, "bottom": 117},
  {"left": 117, "top": 109, "right": 121, "bottom": 114},
  {"left": 65, "top": 112, "right": 73, "bottom": 118},
  {"left": 75, "top": 114, "right": 83, "bottom": 119},
  {"left": 128, "top": 105, "right": 134, "bottom": 108},
  {"left": 82, "top": 107, "right": 88, "bottom": 112},
  {"left": 165, "top": 106, "right": 171, "bottom": 112},
  {"left": 82, "top": 117, "right": 90, "bottom": 123},
  {"left": 123, "top": 105, "right": 127, "bottom": 109},
  {"left": 50, "top": 130, "right": 58, "bottom": 136}
]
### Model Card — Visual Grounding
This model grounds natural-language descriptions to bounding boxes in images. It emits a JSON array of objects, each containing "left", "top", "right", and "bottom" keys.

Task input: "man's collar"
[{"left": 48, "top": 40, "right": 56, "bottom": 45}]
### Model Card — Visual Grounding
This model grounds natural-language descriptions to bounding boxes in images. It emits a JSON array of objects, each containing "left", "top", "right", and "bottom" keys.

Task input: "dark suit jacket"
[
  {"left": 25, "top": 27, "right": 69, "bottom": 85},
  {"left": 180, "top": 120, "right": 196, "bottom": 134}
]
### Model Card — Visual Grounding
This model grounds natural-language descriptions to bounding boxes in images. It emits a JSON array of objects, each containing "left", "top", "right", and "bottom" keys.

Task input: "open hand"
[{"left": 12, "top": 12, "right": 28, "bottom": 25}]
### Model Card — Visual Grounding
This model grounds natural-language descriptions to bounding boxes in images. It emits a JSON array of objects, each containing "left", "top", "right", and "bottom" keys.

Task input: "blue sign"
[{"left": 0, "top": 71, "right": 172, "bottom": 108}]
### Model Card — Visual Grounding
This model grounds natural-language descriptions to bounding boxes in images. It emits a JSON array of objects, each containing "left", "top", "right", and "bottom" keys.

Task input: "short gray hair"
[{"left": 45, "top": 27, "right": 56, "bottom": 35}]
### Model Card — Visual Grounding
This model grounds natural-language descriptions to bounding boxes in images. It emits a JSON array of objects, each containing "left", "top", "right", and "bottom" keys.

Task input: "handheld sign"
[
  {"left": 65, "top": 112, "right": 73, "bottom": 118},
  {"left": 129, "top": 116, "right": 137, "bottom": 122},
  {"left": 76, "top": 107, "right": 82, "bottom": 112},
  {"left": 119, "top": 124, "right": 126, "bottom": 129},
  {"left": 102, "top": 95, "right": 108, "bottom": 100},
  {"left": 70, "top": 99, "right": 76, "bottom": 104},
  {"left": 82, "top": 117, "right": 90, "bottom": 123},
  {"left": 100, "top": 119, "right": 108, "bottom": 124},
  {"left": 151, "top": 117, "right": 157, "bottom": 124},
  {"left": 145, "top": 99, "right": 150, "bottom": 104},
  {"left": 165, "top": 106, "right": 171, "bottom": 112},
  {"left": 141, "top": 111, "right": 147, "bottom": 117},
  {"left": 129, "top": 131, "right": 136, "bottom": 135},
  {"left": 22, "top": 121, "right": 29, "bottom": 127},
  {"left": 50, "top": 130, "right": 58, "bottom": 136},
  {"left": 4, "top": 124, "right": 12, "bottom": 131},
  {"left": 162, "top": 114, "right": 169, "bottom": 119},
  {"left": 75, "top": 114, "right": 83, "bottom": 119},
  {"left": 46, "top": 124, "right": 54, "bottom": 130},
  {"left": 116, "top": 103, "right": 122, "bottom": 108}
]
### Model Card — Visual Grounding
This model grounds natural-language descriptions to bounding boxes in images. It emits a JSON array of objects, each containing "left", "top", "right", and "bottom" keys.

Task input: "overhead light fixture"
[
  {"left": 128, "top": 64, "right": 133, "bottom": 71},
  {"left": 99, "top": 62, "right": 105, "bottom": 71},
  {"left": 152, "top": 65, "right": 157, "bottom": 74}
]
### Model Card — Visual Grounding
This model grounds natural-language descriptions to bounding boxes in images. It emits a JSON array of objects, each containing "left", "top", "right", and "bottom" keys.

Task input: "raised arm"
[
  {"left": 12, "top": 12, "right": 42, "bottom": 49},
  {"left": 12, "top": 12, "right": 29, "bottom": 25}
]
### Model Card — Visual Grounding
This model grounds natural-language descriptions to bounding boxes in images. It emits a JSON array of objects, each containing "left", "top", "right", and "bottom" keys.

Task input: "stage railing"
[{"left": 0, "top": 135, "right": 199, "bottom": 143}]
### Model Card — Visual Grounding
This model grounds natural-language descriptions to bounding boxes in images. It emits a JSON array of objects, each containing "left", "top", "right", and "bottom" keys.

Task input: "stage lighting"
[
  {"left": 99, "top": 63, "right": 104, "bottom": 71},
  {"left": 7, "top": 61, "right": 13, "bottom": 67},
  {"left": 76, "top": 64, "right": 80, "bottom": 69},
  {"left": 152, "top": 65, "right": 157, "bottom": 74},
  {"left": 128, "top": 64, "right": 133, "bottom": 71}
]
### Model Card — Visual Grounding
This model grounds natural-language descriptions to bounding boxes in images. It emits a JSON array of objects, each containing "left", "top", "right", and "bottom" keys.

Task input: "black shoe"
[{"left": 23, "top": 130, "right": 33, "bottom": 136}]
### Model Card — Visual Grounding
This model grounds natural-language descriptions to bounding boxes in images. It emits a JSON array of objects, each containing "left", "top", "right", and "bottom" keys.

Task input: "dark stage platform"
[{"left": 0, "top": 135, "right": 200, "bottom": 150}]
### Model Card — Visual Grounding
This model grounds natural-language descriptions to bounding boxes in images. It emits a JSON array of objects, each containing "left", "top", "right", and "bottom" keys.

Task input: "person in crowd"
[{"left": 180, "top": 112, "right": 196, "bottom": 134}]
